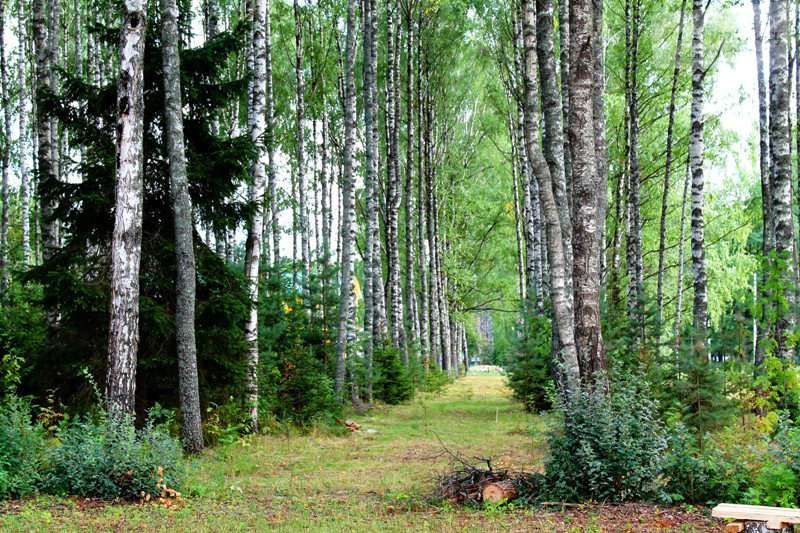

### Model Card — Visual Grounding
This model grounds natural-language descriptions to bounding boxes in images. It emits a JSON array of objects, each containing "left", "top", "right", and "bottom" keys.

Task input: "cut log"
[
  {"left": 481, "top": 480, "right": 517, "bottom": 504},
  {"left": 724, "top": 521, "right": 744, "bottom": 533}
]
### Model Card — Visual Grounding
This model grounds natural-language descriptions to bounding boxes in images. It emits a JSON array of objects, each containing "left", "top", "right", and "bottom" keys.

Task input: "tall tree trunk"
[
  {"left": 161, "top": 0, "right": 203, "bottom": 453},
  {"left": 18, "top": 1, "right": 31, "bottom": 267},
  {"left": 674, "top": 158, "right": 691, "bottom": 351},
  {"left": 0, "top": 0, "right": 10, "bottom": 292},
  {"left": 689, "top": 0, "right": 708, "bottom": 356},
  {"left": 522, "top": 0, "right": 580, "bottom": 387},
  {"left": 362, "top": 0, "right": 378, "bottom": 397},
  {"left": 266, "top": 0, "right": 279, "bottom": 270},
  {"left": 424, "top": 80, "right": 441, "bottom": 368},
  {"left": 403, "top": 5, "right": 419, "bottom": 361},
  {"left": 625, "top": 0, "right": 644, "bottom": 339},
  {"left": 592, "top": 0, "right": 607, "bottom": 289},
  {"left": 33, "top": 0, "right": 58, "bottom": 261},
  {"left": 294, "top": 0, "right": 310, "bottom": 281},
  {"left": 753, "top": 0, "right": 771, "bottom": 364},
  {"left": 536, "top": 0, "right": 572, "bottom": 308},
  {"left": 568, "top": 0, "right": 604, "bottom": 378},
  {"left": 386, "top": 0, "right": 404, "bottom": 350},
  {"left": 657, "top": 0, "right": 688, "bottom": 328},
  {"left": 769, "top": 0, "right": 794, "bottom": 359},
  {"left": 334, "top": 0, "right": 358, "bottom": 400},
  {"left": 558, "top": 0, "right": 571, "bottom": 207},
  {"left": 106, "top": 0, "right": 147, "bottom": 415},
  {"left": 509, "top": 111, "right": 527, "bottom": 303},
  {"left": 243, "top": 0, "right": 268, "bottom": 430}
]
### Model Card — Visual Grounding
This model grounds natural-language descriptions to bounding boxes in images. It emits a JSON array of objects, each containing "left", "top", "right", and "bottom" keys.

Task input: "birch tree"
[
  {"left": 522, "top": 0, "right": 579, "bottom": 386},
  {"left": 689, "top": 0, "right": 708, "bottom": 356},
  {"left": 242, "top": 0, "right": 268, "bottom": 429},
  {"left": 768, "top": 0, "right": 793, "bottom": 359},
  {"left": 106, "top": 0, "right": 147, "bottom": 415},
  {"left": 335, "top": 0, "right": 358, "bottom": 400},
  {"left": 33, "top": 0, "right": 58, "bottom": 261}
]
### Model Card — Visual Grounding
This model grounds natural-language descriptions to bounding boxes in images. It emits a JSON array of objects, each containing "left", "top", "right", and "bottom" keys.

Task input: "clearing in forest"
[{"left": 0, "top": 375, "right": 720, "bottom": 532}]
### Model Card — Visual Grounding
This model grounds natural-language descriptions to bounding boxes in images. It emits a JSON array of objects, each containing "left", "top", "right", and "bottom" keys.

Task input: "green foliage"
[
  {"left": 507, "top": 315, "right": 553, "bottom": 412},
  {"left": 745, "top": 462, "right": 797, "bottom": 507},
  {"left": 44, "top": 411, "right": 184, "bottom": 500},
  {"left": 23, "top": 23, "right": 251, "bottom": 413},
  {"left": 676, "top": 349, "right": 736, "bottom": 440},
  {"left": 258, "top": 266, "right": 341, "bottom": 427},
  {"left": 545, "top": 380, "right": 666, "bottom": 502},
  {"left": 661, "top": 424, "right": 753, "bottom": 504},
  {"left": 0, "top": 284, "right": 46, "bottom": 398},
  {"left": 753, "top": 357, "right": 800, "bottom": 419},
  {"left": 373, "top": 345, "right": 413, "bottom": 405},
  {"left": 0, "top": 397, "right": 47, "bottom": 499}
]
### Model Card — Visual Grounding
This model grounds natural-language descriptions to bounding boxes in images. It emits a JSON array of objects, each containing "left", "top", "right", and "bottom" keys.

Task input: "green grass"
[{"left": 0, "top": 376, "right": 719, "bottom": 531}]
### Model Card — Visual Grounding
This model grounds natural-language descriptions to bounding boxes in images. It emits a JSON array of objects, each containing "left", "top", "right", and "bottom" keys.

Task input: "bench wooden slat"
[{"left": 712, "top": 503, "right": 800, "bottom": 524}]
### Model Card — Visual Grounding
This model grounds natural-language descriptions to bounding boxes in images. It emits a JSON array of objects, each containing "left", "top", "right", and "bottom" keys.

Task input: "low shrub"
[
  {"left": 44, "top": 411, "right": 183, "bottom": 500},
  {"left": 545, "top": 380, "right": 666, "bottom": 502},
  {"left": 0, "top": 397, "right": 47, "bottom": 499}
]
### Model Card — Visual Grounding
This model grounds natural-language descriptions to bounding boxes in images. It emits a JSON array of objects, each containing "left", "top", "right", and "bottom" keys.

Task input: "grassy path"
[{"left": 0, "top": 375, "right": 719, "bottom": 531}]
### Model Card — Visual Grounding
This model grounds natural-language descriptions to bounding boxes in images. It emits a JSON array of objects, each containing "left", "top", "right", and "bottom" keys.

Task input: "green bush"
[
  {"left": 373, "top": 345, "right": 413, "bottom": 404},
  {"left": 0, "top": 397, "right": 47, "bottom": 499},
  {"left": 507, "top": 315, "right": 553, "bottom": 412},
  {"left": 545, "top": 380, "right": 666, "bottom": 502},
  {"left": 44, "top": 412, "right": 183, "bottom": 500}
]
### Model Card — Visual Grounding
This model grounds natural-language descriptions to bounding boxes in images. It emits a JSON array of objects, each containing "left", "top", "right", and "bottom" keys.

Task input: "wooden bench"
[{"left": 712, "top": 503, "right": 800, "bottom": 532}]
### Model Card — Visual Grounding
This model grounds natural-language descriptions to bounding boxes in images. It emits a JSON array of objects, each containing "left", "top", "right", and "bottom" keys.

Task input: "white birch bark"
[
  {"left": 242, "top": 0, "right": 268, "bottom": 429},
  {"left": 106, "top": 0, "right": 147, "bottom": 415}
]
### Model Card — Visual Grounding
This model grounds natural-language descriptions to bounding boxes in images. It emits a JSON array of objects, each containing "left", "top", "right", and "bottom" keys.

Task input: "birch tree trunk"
[
  {"left": 674, "top": 158, "right": 691, "bottom": 351},
  {"left": 106, "top": 0, "right": 147, "bottom": 416},
  {"left": 689, "top": 0, "right": 708, "bottom": 356},
  {"left": 625, "top": 0, "right": 644, "bottom": 337},
  {"left": 753, "top": 0, "right": 771, "bottom": 364},
  {"left": 33, "top": 0, "right": 58, "bottom": 261},
  {"left": 362, "top": 0, "right": 379, "bottom": 397},
  {"left": 769, "top": 0, "right": 794, "bottom": 359},
  {"left": 161, "top": 0, "right": 203, "bottom": 453},
  {"left": 242, "top": 0, "right": 268, "bottom": 429},
  {"left": 18, "top": 1, "right": 31, "bottom": 267},
  {"left": 657, "top": 0, "right": 687, "bottom": 328},
  {"left": 386, "top": 0, "right": 404, "bottom": 350},
  {"left": 568, "top": 0, "right": 604, "bottom": 378},
  {"left": 522, "top": 0, "right": 580, "bottom": 387},
  {"left": 403, "top": 5, "right": 419, "bottom": 361},
  {"left": 558, "top": 0, "right": 571, "bottom": 206},
  {"left": 424, "top": 82, "right": 441, "bottom": 368},
  {"left": 294, "top": 0, "right": 310, "bottom": 281},
  {"left": 266, "top": 0, "right": 279, "bottom": 270},
  {"left": 0, "top": 0, "right": 10, "bottom": 292},
  {"left": 536, "top": 0, "right": 572, "bottom": 303},
  {"left": 334, "top": 0, "right": 358, "bottom": 400}
]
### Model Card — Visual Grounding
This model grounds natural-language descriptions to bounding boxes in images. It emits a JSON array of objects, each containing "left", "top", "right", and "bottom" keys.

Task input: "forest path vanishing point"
[{"left": 2, "top": 375, "right": 721, "bottom": 532}]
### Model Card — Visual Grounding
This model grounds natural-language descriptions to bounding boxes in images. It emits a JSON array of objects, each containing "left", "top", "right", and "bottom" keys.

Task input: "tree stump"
[{"left": 481, "top": 480, "right": 517, "bottom": 504}]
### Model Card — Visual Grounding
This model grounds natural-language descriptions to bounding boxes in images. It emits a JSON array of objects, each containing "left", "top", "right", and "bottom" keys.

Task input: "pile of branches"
[
  {"left": 433, "top": 442, "right": 543, "bottom": 505},
  {"left": 436, "top": 456, "right": 510, "bottom": 504}
]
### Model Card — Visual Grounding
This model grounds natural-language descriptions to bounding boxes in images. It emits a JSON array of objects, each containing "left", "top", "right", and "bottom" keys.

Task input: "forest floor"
[{"left": 0, "top": 374, "right": 723, "bottom": 532}]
